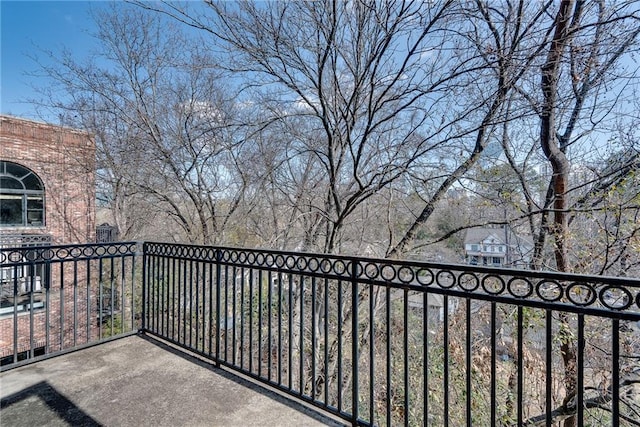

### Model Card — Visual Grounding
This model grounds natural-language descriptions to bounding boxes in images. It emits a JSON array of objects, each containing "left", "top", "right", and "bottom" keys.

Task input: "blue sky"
[{"left": 1, "top": 1, "right": 108, "bottom": 120}]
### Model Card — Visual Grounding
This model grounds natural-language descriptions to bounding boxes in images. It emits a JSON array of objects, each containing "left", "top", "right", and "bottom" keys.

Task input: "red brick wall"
[
  {"left": 0, "top": 264, "right": 100, "bottom": 360},
  {"left": 0, "top": 115, "right": 96, "bottom": 244},
  {"left": 1, "top": 115, "right": 97, "bottom": 360}
]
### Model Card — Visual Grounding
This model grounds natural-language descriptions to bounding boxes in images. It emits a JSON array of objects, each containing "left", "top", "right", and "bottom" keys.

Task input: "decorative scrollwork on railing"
[
  {"left": 143, "top": 242, "right": 640, "bottom": 314},
  {"left": 0, "top": 242, "right": 138, "bottom": 265}
]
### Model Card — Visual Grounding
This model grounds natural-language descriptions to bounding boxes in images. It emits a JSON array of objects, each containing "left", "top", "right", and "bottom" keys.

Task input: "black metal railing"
[
  {"left": 0, "top": 242, "right": 140, "bottom": 368},
  {"left": 2, "top": 241, "right": 639, "bottom": 425},
  {"left": 142, "top": 242, "right": 640, "bottom": 426}
]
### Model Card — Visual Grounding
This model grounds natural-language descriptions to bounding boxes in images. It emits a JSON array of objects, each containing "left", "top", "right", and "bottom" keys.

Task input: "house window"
[
  {"left": 0, "top": 235, "right": 51, "bottom": 316},
  {"left": 492, "top": 257, "right": 502, "bottom": 265},
  {"left": 0, "top": 253, "right": 49, "bottom": 315},
  {"left": 0, "top": 161, "right": 45, "bottom": 227},
  {"left": 471, "top": 244, "right": 479, "bottom": 252}
]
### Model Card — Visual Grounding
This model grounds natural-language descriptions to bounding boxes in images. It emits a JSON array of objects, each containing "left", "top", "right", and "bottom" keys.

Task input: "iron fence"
[
  {"left": 2, "top": 241, "right": 639, "bottom": 426},
  {"left": 142, "top": 242, "right": 640, "bottom": 426},
  {"left": 0, "top": 242, "right": 140, "bottom": 368}
]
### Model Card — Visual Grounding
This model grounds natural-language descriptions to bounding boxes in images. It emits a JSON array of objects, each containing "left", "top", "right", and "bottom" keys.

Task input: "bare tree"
[
  {"left": 387, "top": 0, "right": 558, "bottom": 257},
  {"left": 498, "top": 2, "right": 639, "bottom": 425},
  {"left": 138, "top": 0, "right": 494, "bottom": 254},
  {"left": 35, "top": 4, "right": 255, "bottom": 244},
  {"left": 29, "top": 0, "right": 640, "bottom": 423}
]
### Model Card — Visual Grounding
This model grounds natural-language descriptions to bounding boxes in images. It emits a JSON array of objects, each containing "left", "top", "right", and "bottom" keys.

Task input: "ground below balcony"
[{"left": 0, "top": 335, "right": 344, "bottom": 427}]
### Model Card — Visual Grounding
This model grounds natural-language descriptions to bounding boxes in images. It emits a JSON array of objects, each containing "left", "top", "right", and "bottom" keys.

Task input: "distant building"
[
  {"left": 408, "top": 292, "right": 459, "bottom": 324},
  {"left": 0, "top": 115, "right": 96, "bottom": 243},
  {"left": 464, "top": 226, "right": 533, "bottom": 268},
  {"left": 0, "top": 115, "right": 96, "bottom": 363}
]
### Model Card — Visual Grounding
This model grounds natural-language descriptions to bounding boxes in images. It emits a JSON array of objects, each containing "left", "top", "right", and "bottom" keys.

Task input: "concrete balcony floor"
[{"left": 0, "top": 335, "right": 343, "bottom": 427}]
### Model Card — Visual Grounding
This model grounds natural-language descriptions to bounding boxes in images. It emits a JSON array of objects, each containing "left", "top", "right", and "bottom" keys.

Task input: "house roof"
[
  {"left": 464, "top": 228, "right": 505, "bottom": 245},
  {"left": 464, "top": 226, "right": 533, "bottom": 249}
]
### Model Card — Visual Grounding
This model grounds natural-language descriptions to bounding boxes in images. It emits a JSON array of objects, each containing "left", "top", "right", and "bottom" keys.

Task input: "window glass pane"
[
  {"left": 27, "top": 196, "right": 44, "bottom": 210},
  {"left": 27, "top": 210, "right": 43, "bottom": 225},
  {"left": 0, "top": 194, "right": 23, "bottom": 225},
  {"left": 22, "top": 173, "right": 43, "bottom": 191},
  {"left": 0, "top": 177, "right": 23, "bottom": 190},
  {"left": 5, "top": 162, "right": 29, "bottom": 179}
]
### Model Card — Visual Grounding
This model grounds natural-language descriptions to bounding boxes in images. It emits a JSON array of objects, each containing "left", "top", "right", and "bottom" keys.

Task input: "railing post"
[
  {"left": 12, "top": 266, "right": 18, "bottom": 364},
  {"left": 215, "top": 248, "right": 222, "bottom": 367},
  {"left": 612, "top": 319, "right": 620, "bottom": 423},
  {"left": 351, "top": 258, "right": 359, "bottom": 425},
  {"left": 141, "top": 242, "right": 148, "bottom": 333}
]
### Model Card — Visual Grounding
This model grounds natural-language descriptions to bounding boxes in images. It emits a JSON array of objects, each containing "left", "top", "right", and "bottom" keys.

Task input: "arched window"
[{"left": 0, "top": 161, "right": 45, "bottom": 227}]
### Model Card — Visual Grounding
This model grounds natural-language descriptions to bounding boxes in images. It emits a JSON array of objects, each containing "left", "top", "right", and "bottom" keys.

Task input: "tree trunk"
[{"left": 539, "top": 2, "right": 576, "bottom": 426}]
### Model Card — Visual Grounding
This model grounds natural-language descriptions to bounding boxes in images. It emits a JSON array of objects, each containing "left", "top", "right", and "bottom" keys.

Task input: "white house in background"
[{"left": 464, "top": 226, "right": 533, "bottom": 268}]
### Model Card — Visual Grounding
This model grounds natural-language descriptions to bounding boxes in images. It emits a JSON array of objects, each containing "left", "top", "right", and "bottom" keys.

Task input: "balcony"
[
  {"left": 1, "top": 335, "right": 339, "bottom": 426},
  {"left": 1, "top": 242, "right": 639, "bottom": 426}
]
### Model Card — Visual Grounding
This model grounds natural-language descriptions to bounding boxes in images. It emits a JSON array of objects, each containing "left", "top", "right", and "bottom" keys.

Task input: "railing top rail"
[
  {"left": 0, "top": 241, "right": 139, "bottom": 265},
  {"left": 1, "top": 240, "right": 637, "bottom": 317},
  {"left": 143, "top": 241, "right": 640, "bottom": 318},
  {"left": 142, "top": 241, "right": 640, "bottom": 287}
]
